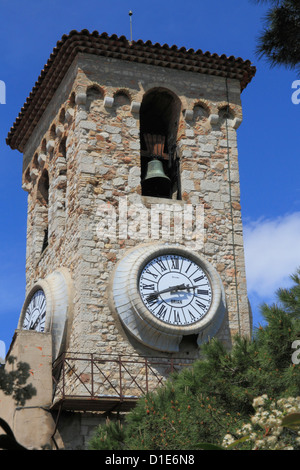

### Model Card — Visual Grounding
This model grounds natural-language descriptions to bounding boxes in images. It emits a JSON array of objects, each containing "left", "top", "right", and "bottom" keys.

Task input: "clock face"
[
  {"left": 109, "top": 244, "right": 226, "bottom": 352},
  {"left": 139, "top": 254, "right": 212, "bottom": 326},
  {"left": 22, "top": 289, "right": 46, "bottom": 332}
]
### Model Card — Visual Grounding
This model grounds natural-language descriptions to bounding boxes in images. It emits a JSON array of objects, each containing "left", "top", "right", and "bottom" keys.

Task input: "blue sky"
[{"left": 0, "top": 0, "right": 299, "bottom": 354}]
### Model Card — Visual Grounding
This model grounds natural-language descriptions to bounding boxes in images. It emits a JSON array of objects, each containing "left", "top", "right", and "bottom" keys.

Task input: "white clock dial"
[
  {"left": 139, "top": 254, "right": 212, "bottom": 326},
  {"left": 19, "top": 269, "right": 73, "bottom": 359},
  {"left": 109, "top": 244, "right": 226, "bottom": 352},
  {"left": 22, "top": 289, "right": 46, "bottom": 332}
]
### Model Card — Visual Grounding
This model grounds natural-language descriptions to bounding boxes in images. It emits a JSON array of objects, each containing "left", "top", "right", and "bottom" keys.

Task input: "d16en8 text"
[{"left": 148, "top": 454, "right": 195, "bottom": 465}]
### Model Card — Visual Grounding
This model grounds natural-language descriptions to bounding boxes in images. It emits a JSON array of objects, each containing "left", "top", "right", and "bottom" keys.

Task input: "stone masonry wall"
[{"left": 22, "top": 53, "right": 251, "bottom": 370}]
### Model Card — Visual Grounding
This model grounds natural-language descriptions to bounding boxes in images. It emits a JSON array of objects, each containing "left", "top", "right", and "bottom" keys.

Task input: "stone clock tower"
[{"left": 1, "top": 30, "right": 255, "bottom": 449}]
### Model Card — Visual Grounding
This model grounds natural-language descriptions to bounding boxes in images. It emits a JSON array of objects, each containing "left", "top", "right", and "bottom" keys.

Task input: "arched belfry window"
[
  {"left": 87, "top": 86, "right": 104, "bottom": 115},
  {"left": 37, "top": 169, "right": 49, "bottom": 206},
  {"left": 140, "top": 89, "right": 181, "bottom": 199},
  {"left": 37, "top": 169, "right": 49, "bottom": 252},
  {"left": 59, "top": 137, "right": 67, "bottom": 162}
]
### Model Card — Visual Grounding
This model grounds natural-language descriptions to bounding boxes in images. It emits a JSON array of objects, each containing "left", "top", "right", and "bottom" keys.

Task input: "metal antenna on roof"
[{"left": 129, "top": 10, "right": 133, "bottom": 43}]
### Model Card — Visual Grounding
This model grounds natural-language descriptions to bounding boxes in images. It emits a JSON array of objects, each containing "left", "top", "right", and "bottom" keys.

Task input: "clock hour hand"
[
  {"left": 30, "top": 312, "right": 45, "bottom": 330},
  {"left": 146, "top": 282, "right": 209, "bottom": 302},
  {"left": 146, "top": 283, "right": 186, "bottom": 302},
  {"left": 183, "top": 284, "right": 205, "bottom": 291},
  {"left": 30, "top": 317, "right": 40, "bottom": 330}
]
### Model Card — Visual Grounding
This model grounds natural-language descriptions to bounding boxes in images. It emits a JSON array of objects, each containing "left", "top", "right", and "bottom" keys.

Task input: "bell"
[{"left": 142, "top": 159, "right": 171, "bottom": 198}]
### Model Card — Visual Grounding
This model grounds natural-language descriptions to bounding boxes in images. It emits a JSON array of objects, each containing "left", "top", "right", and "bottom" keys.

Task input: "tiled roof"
[{"left": 6, "top": 29, "right": 256, "bottom": 152}]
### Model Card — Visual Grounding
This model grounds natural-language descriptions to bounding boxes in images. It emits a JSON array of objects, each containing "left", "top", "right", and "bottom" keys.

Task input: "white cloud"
[{"left": 244, "top": 212, "right": 300, "bottom": 302}]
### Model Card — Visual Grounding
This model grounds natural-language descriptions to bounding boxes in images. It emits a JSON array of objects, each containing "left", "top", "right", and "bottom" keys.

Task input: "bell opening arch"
[{"left": 139, "top": 88, "right": 182, "bottom": 200}]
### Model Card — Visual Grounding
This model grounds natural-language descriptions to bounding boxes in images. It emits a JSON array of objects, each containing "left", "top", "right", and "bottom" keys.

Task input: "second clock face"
[
  {"left": 22, "top": 289, "right": 46, "bottom": 332},
  {"left": 138, "top": 254, "right": 212, "bottom": 326}
]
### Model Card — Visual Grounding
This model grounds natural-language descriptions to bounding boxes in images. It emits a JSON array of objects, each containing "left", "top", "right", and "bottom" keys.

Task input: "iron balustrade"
[{"left": 52, "top": 352, "right": 193, "bottom": 407}]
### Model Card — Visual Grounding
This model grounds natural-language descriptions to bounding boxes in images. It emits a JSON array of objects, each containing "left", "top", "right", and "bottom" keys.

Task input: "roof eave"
[{"left": 6, "top": 29, "right": 256, "bottom": 152}]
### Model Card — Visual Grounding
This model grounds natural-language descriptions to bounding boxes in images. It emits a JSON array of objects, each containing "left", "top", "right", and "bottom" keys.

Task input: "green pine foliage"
[
  {"left": 89, "top": 268, "right": 300, "bottom": 450},
  {"left": 89, "top": 420, "right": 126, "bottom": 450},
  {"left": 252, "top": 0, "right": 300, "bottom": 74},
  {"left": 276, "top": 269, "right": 300, "bottom": 318}
]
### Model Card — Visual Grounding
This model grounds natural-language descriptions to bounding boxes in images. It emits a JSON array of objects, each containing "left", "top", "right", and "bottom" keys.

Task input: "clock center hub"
[{"left": 158, "top": 272, "right": 193, "bottom": 307}]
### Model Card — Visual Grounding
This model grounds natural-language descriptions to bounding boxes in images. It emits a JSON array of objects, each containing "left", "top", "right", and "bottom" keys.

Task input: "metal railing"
[{"left": 52, "top": 352, "right": 192, "bottom": 404}]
